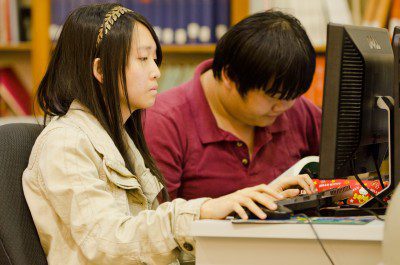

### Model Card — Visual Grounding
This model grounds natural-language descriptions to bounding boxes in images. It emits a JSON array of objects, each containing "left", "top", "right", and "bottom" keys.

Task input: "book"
[
  {"left": 325, "top": 0, "right": 353, "bottom": 25},
  {"left": 362, "top": 0, "right": 379, "bottom": 26},
  {"left": 0, "top": 0, "right": 8, "bottom": 44},
  {"left": 175, "top": 0, "right": 188, "bottom": 45},
  {"left": 199, "top": 0, "right": 214, "bottom": 44},
  {"left": 214, "top": 0, "right": 230, "bottom": 41},
  {"left": 18, "top": 0, "right": 31, "bottom": 41},
  {"left": 152, "top": 0, "right": 163, "bottom": 41},
  {"left": 9, "top": 0, "right": 20, "bottom": 43},
  {"left": 372, "top": 0, "right": 392, "bottom": 27},
  {"left": 350, "top": 0, "right": 362, "bottom": 25},
  {"left": 161, "top": 0, "right": 175, "bottom": 44},
  {"left": 0, "top": 67, "right": 31, "bottom": 115},
  {"left": 187, "top": 0, "right": 201, "bottom": 44}
]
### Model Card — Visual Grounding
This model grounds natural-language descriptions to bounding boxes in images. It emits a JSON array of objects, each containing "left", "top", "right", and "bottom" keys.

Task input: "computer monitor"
[{"left": 318, "top": 23, "right": 397, "bottom": 207}]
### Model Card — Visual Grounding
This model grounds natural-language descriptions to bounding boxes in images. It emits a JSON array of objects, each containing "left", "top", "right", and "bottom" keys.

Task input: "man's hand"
[{"left": 269, "top": 174, "right": 317, "bottom": 198}]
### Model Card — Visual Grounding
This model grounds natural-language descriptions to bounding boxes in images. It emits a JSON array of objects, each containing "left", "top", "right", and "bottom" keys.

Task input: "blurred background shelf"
[
  {"left": 162, "top": 44, "right": 216, "bottom": 54},
  {"left": 0, "top": 0, "right": 399, "bottom": 117},
  {"left": 0, "top": 42, "right": 31, "bottom": 52}
]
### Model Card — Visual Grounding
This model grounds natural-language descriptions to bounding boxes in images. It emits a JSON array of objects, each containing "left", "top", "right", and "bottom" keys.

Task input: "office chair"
[{"left": 0, "top": 123, "right": 47, "bottom": 265}]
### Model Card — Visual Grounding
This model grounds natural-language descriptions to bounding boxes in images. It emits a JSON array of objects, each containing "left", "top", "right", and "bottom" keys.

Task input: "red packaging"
[{"left": 312, "top": 179, "right": 388, "bottom": 205}]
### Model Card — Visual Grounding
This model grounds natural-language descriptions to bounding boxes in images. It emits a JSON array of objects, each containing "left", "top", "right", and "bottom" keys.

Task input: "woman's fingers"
[
  {"left": 246, "top": 190, "right": 278, "bottom": 210},
  {"left": 240, "top": 197, "right": 267, "bottom": 219},
  {"left": 232, "top": 189, "right": 280, "bottom": 219},
  {"left": 232, "top": 203, "right": 248, "bottom": 220}
]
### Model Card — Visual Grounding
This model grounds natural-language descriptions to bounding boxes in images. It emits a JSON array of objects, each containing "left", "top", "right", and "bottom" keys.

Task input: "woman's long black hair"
[{"left": 37, "top": 3, "right": 169, "bottom": 201}]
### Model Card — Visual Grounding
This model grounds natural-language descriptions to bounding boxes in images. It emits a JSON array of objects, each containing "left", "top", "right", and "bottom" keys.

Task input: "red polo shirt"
[{"left": 144, "top": 59, "right": 321, "bottom": 200}]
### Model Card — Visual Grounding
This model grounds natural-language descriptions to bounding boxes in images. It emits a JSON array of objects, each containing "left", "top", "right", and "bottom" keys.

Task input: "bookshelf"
[
  {"left": 1, "top": 0, "right": 397, "bottom": 113},
  {"left": 0, "top": 42, "right": 31, "bottom": 52},
  {"left": 162, "top": 44, "right": 216, "bottom": 54},
  {"left": 0, "top": 0, "right": 248, "bottom": 104}
]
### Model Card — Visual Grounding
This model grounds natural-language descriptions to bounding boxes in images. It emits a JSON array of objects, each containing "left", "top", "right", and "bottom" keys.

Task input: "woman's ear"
[{"left": 93, "top": 58, "right": 103, "bottom": 84}]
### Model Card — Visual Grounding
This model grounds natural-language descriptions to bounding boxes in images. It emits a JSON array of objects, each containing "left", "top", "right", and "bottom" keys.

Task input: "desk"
[{"left": 190, "top": 219, "right": 384, "bottom": 265}]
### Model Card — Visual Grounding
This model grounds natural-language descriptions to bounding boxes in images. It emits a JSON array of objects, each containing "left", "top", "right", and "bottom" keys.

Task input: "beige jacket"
[{"left": 22, "top": 101, "right": 209, "bottom": 265}]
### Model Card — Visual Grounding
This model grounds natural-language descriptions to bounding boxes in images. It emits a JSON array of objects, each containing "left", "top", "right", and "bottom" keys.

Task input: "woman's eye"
[{"left": 139, "top": 57, "right": 148, "bottom": 61}]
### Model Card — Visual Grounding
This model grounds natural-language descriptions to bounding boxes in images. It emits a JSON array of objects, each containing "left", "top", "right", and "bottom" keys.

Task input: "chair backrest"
[{"left": 0, "top": 123, "right": 47, "bottom": 265}]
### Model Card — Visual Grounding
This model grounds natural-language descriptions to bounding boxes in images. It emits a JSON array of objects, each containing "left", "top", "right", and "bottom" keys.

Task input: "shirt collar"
[{"left": 188, "top": 59, "right": 226, "bottom": 144}]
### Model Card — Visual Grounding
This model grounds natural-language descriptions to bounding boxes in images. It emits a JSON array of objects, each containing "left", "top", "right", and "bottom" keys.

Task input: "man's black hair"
[{"left": 212, "top": 10, "right": 316, "bottom": 100}]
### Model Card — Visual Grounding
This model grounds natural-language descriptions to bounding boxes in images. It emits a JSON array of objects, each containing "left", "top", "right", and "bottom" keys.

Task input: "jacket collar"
[{"left": 62, "top": 100, "right": 163, "bottom": 203}]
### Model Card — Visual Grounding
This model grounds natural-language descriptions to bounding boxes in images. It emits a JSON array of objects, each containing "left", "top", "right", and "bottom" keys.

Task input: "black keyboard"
[{"left": 276, "top": 185, "right": 353, "bottom": 212}]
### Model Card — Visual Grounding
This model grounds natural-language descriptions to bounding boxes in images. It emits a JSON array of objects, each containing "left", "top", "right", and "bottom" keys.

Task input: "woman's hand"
[
  {"left": 200, "top": 184, "right": 284, "bottom": 220},
  {"left": 199, "top": 174, "right": 317, "bottom": 220},
  {"left": 268, "top": 174, "right": 317, "bottom": 198}
]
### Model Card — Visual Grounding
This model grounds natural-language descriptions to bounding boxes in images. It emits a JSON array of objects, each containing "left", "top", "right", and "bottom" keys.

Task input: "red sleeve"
[{"left": 143, "top": 110, "right": 184, "bottom": 199}]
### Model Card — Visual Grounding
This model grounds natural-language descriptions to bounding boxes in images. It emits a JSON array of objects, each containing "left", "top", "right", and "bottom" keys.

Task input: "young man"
[{"left": 143, "top": 10, "right": 321, "bottom": 200}]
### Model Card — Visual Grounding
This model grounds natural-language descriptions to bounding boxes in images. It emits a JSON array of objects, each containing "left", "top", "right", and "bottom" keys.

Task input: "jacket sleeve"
[
  {"left": 143, "top": 110, "right": 185, "bottom": 199},
  {"left": 38, "top": 127, "right": 209, "bottom": 264}
]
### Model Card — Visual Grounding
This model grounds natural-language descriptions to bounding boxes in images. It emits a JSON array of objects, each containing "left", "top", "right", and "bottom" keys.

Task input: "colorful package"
[{"left": 312, "top": 179, "right": 388, "bottom": 205}]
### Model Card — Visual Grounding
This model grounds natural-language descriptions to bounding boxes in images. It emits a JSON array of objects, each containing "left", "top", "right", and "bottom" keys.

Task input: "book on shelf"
[
  {"left": 187, "top": 0, "right": 201, "bottom": 44},
  {"left": 161, "top": 0, "right": 175, "bottom": 44},
  {"left": 199, "top": 0, "right": 214, "bottom": 44},
  {"left": 350, "top": 0, "right": 362, "bottom": 25},
  {"left": 362, "top": 0, "right": 392, "bottom": 28},
  {"left": 151, "top": 0, "right": 163, "bottom": 40},
  {"left": 48, "top": 0, "right": 231, "bottom": 45},
  {"left": 0, "top": 0, "right": 30, "bottom": 44},
  {"left": 0, "top": 67, "right": 31, "bottom": 116},
  {"left": 174, "top": 0, "right": 188, "bottom": 45},
  {"left": 375, "top": 0, "right": 392, "bottom": 27},
  {"left": 0, "top": 0, "right": 10, "bottom": 44},
  {"left": 214, "top": 0, "right": 230, "bottom": 41}
]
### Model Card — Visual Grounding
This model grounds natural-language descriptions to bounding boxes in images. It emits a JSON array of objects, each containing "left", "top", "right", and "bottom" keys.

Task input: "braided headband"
[{"left": 96, "top": 6, "right": 133, "bottom": 48}]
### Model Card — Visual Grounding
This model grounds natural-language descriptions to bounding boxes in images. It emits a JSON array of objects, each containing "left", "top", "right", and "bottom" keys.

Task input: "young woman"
[{"left": 22, "top": 4, "right": 316, "bottom": 264}]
